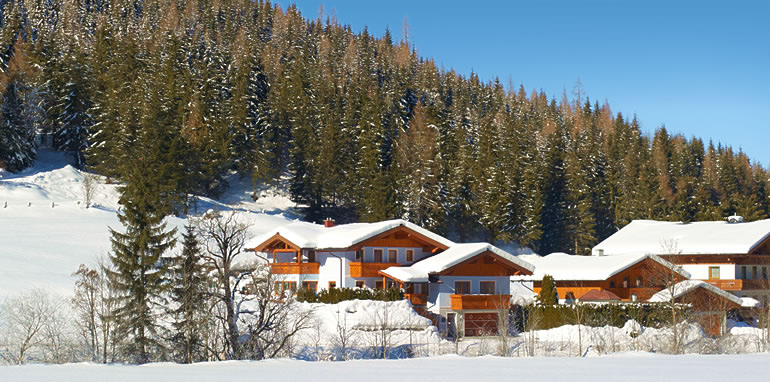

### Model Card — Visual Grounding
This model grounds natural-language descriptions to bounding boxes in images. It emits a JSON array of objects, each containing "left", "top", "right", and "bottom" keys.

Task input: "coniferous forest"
[{"left": 1, "top": 0, "right": 768, "bottom": 255}]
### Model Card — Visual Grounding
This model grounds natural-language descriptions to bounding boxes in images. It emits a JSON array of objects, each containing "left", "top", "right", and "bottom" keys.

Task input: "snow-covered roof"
[
  {"left": 244, "top": 219, "right": 455, "bottom": 251},
  {"left": 593, "top": 219, "right": 770, "bottom": 256},
  {"left": 510, "top": 282, "right": 537, "bottom": 306},
  {"left": 380, "top": 243, "right": 535, "bottom": 283},
  {"left": 740, "top": 297, "right": 761, "bottom": 308},
  {"left": 647, "top": 280, "right": 743, "bottom": 306},
  {"left": 511, "top": 252, "right": 690, "bottom": 281}
]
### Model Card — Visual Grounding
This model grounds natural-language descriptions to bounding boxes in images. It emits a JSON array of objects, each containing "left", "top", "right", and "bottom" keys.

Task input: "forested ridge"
[{"left": 1, "top": 0, "right": 768, "bottom": 254}]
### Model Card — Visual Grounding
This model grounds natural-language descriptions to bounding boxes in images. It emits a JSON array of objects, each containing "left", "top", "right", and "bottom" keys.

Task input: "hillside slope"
[{"left": 0, "top": 151, "right": 299, "bottom": 296}]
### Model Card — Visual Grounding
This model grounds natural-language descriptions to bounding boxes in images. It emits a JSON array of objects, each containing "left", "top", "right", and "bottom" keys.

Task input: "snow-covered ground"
[
  {"left": 0, "top": 150, "right": 300, "bottom": 296},
  {"left": 2, "top": 353, "right": 770, "bottom": 382}
]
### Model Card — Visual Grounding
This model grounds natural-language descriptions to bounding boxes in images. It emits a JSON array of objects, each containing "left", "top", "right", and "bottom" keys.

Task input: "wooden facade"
[{"left": 531, "top": 257, "right": 688, "bottom": 301}]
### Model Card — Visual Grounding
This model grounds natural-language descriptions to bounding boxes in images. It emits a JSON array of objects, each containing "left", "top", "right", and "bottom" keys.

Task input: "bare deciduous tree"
[
  {"left": 72, "top": 264, "right": 101, "bottom": 361},
  {"left": 194, "top": 210, "right": 251, "bottom": 359},
  {"left": 238, "top": 266, "right": 313, "bottom": 360},
  {"left": 82, "top": 174, "right": 98, "bottom": 208},
  {"left": 0, "top": 289, "right": 62, "bottom": 364}
]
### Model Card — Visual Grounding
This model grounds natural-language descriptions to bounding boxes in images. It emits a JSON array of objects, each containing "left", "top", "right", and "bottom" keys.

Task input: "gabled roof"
[
  {"left": 579, "top": 289, "right": 621, "bottom": 301},
  {"left": 244, "top": 219, "right": 455, "bottom": 251},
  {"left": 380, "top": 243, "right": 535, "bottom": 283},
  {"left": 647, "top": 280, "right": 743, "bottom": 306},
  {"left": 511, "top": 252, "right": 690, "bottom": 281},
  {"left": 592, "top": 219, "right": 770, "bottom": 256}
]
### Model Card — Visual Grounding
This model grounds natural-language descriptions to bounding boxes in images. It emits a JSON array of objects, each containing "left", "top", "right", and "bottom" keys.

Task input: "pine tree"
[{"left": 168, "top": 224, "right": 209, "bottom": 364}]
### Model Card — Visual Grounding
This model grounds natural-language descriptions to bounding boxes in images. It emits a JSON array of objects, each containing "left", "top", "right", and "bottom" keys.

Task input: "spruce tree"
[
  {"left": 168, "top": 224, "right": 209, "bottom": 364},
  {"left": 0, "top": 39, "right": 42, "bottom": 172},
  {"left": 106, "top": 164, "right": 177, "bottom": 364}
]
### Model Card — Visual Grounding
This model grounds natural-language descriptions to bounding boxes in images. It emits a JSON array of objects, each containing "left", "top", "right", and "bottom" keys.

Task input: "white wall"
[
  {"left": 361, "top": 246, "right": 429, "bottom": 263},
  {"left": 681, "top": 263, "right": 736, "bottom": 280},
  {"left": 427, "top": 276, "right": 511, "bottom": 311}
]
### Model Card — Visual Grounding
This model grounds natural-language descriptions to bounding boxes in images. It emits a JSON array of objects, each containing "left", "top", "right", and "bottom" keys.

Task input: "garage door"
[{"left": 464, "top": 312, "right": 498, "bottom": 337}]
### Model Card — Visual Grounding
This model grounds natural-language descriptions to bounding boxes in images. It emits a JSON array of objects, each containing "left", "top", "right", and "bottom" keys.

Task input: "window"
[
  {"left": 302, "top": 281, "right": 318, "bottom": 291},
  {"left": 305, "top": 250, "right": 316, "bottom": 263},
  {"left": 454, "top": 281, "right": 471, "bottom": 295},
  {"left": 609, "top": 280, "right": 615, "bottom": 288},
  {"left": 275, "top": 281, "right": 297, "bottom": 295},
  {"left": 709, "top": 266, "right": 721, "bottom": 280},
  {"left": 355, "top": 250, "right": 363, "bottom": 261},
  {"left": 742, "top": 266, "right": 748, "bottom": 279},
  {"left": 388, "top": 249, "right": 398, "bottom": 263},
  {"left": 328, "top": 281, "right": 337, "bottom": 289},
  {"left": 753, "top": 266, "right": 758, "bottom": 280},
  {"left": 763, "top": 267, "right": 768, "bottom": 280},
  {"left": 636, "top": 277, "right": 642, "bottom": 287},
  {"left": 622, "top": 277, "right": 629, "bottom": 288},
  {"left": 406, "top": 249, "right": 414, "bottom": 262},
  {"left": 480, "top": 281, "right": 496, "bottom": 294},
  {"left": 565, "top": 292, "right": 576, "bottom": 304},
  {"left": 375, "top": 280, "right": 384, "bottom": 289},
  {"left": 355, "top": 280, "right": 365, "bottom": 288},
  {"left": 373, "top": 249, "right": 383, "bottom": 263}
]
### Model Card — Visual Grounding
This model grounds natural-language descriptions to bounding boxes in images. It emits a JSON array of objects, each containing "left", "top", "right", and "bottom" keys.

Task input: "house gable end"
[
  {"left": 349, "top": 225, "right": 450, "bottom": 252},
  {"left": 440, "top": 251, "right": 532, "bottom": 277},
  {"left": 252, "top": 233, "right": 302, "bottom": 252}
]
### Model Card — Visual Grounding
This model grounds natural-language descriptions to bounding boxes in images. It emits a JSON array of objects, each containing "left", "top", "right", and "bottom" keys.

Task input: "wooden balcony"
[
  {"left": 450, "top": 294, "right": 511, "bottom": 310},
  {"left": 705, "top": 279, "right": 768, "bottom": 291},
  {"left": 349, "top": 262, "right": 401, "bottom": 278},
  {"left": 404, "top": 293, "right": 428, "bottom": 306},
  {"left": 270, "top": 262, "right": 320, "bottom": 274}
]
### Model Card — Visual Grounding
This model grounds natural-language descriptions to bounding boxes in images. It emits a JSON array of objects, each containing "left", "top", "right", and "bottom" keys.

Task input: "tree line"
[{"left": 1, "top": 0, "right": 768, "bottom": 255}]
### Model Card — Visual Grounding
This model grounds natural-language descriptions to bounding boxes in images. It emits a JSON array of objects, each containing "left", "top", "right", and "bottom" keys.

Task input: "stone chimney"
[{"left": 324, "top": 218, "right": 335, "bottom": 228}]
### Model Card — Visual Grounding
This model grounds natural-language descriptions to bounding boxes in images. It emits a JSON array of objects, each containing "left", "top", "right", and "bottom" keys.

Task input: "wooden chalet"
[
  {"left": 593, "top": 219, "right": 770, "bottom": 301},
  {"left": 512, "top": 252, "right": 690, "bottom": 302}
]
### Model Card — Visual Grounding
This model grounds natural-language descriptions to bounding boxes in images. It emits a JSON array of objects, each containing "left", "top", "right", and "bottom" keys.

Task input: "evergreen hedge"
[{"left": 296, "top": 287, "right": 404, "bottom": 304}]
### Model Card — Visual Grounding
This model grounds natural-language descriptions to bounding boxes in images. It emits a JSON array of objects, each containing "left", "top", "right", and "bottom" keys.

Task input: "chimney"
[
  {"left": 324, "top": 218, "right": 335, "bottom": 228},
  {"left": 727, "top": 215, "right": 744, "bottom": 224}
]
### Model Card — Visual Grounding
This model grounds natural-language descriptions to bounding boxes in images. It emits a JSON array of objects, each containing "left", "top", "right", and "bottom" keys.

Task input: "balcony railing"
[
  {"left": 404, "top": 293, "right": 428, "bottom": 306},
  {"left": 705, "top": 279, "right": 768, "bottom": 291},
  {"left": 349, "top": 262, "right": 401, "bottom": 278},
  {"left": 450, "top": 294, "right": 511, "bottom": 310},
  {"left": 270, "top": 262, "right": 320, "bottom": 274}
]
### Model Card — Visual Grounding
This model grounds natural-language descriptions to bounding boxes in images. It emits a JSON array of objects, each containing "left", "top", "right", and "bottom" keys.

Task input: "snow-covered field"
[
  {"left": 0, "top": 150, "right": 299, "bottom": 296},
  {"left": 2, "top": 353, "right": 770, "bottom": 382}
]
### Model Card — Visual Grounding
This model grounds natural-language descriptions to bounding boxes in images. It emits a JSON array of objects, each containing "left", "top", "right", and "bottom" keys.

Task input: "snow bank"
[{"left": 3, "top": 353, "right": 770, "bottom": 382}]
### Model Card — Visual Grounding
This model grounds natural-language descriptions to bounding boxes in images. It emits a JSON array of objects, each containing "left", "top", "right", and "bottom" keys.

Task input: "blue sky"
[{"left": 276, "top": 1, "right": 770, "bottom": 166}]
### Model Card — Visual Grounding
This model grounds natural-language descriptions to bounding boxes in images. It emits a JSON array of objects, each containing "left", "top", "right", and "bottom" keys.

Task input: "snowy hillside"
[{"left": 0, "top": 150, "right": 301, "bottom": 297}]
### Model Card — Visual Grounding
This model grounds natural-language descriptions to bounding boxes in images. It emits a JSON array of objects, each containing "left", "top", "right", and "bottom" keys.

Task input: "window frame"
[
  {"left": 454, "top": 280, "right": 471, "bottom": 295},
  {"left": 709, "top": 266, "right": 721, "bottom": 280},
  {"left": 328, "top": 281, "right": 337, "bottom": 289},
  {"left": 373, "top": 248, "right": 384, "bottom": 263},
  {"left": 479, "top": 280, "right": 496, "bottom": 295},
  {"left": 388, "top": 249, "right": 398, "bottom": 263},
  {"left": 355, "top": 280, "right": 365, "bottom": 288},
  {"left": 302, "top": 281, "right": 318, "bottom": 291},
  {"left": 406, "top": 249, "right": 414, "bottom": 262}
]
